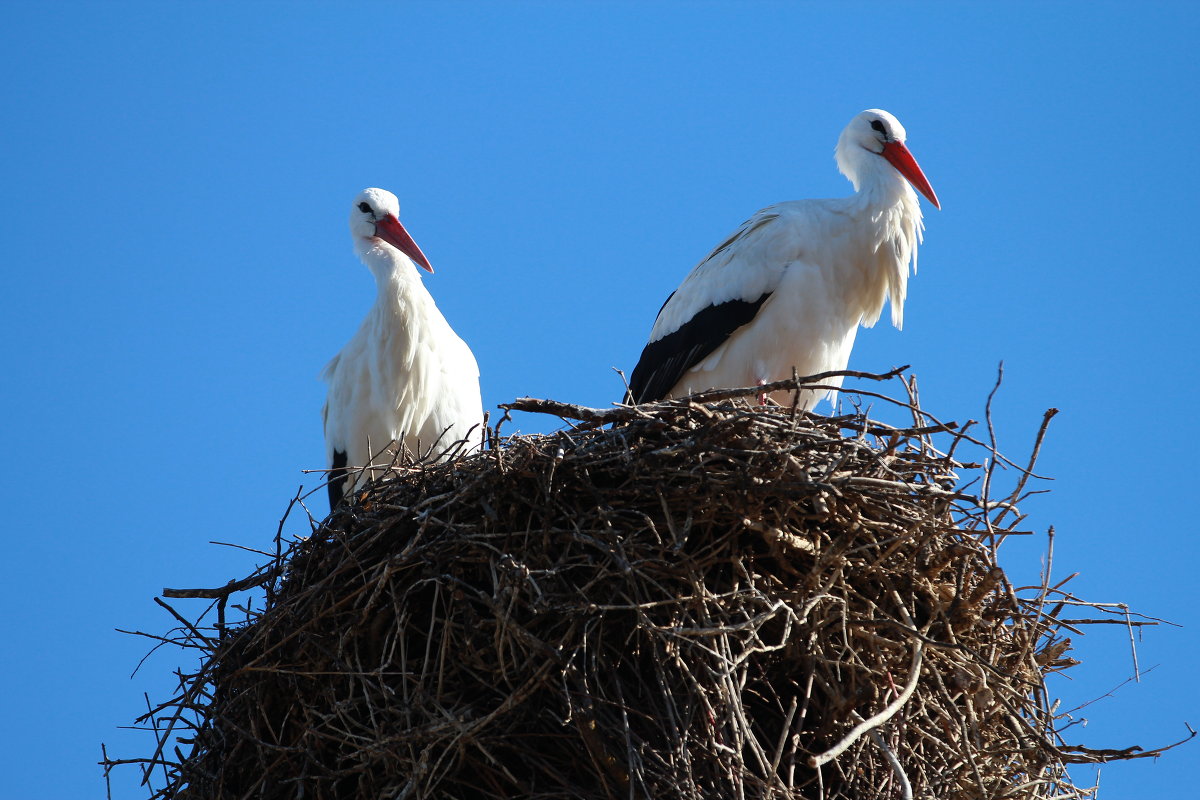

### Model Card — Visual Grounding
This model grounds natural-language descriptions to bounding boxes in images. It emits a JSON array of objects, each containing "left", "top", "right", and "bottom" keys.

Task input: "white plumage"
[
  {"left": 628, "top": 109, "right": 940, "bottom": 409},
  {"left": 322, "top": 188, "right": 483, "bottom": 509}
]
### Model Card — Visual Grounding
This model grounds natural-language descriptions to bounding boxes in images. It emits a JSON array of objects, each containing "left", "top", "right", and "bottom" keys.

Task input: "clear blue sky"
[{"left": 2, "top": 3, "right": 1196, "bottom": 797}]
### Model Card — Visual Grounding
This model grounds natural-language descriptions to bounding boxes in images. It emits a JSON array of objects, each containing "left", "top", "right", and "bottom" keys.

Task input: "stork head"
[
  {"left": 836, "top": 109, "right": 940, "bottom": 209},
  {"left": 350, "top": 187, "right": 433, "bottom": 272}
]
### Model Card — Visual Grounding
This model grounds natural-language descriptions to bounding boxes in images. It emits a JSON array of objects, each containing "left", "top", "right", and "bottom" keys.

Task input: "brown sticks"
[{"left": 103, "top": 374, "right": 1172, "bottom": 800}]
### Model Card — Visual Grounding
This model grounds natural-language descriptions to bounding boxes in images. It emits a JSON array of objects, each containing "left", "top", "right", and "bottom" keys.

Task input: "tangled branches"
[{"left": 104, "top": 373, "right": 1178, "bottom": 799}]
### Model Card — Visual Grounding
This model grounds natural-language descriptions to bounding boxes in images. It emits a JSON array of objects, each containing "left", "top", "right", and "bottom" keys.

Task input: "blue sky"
[{"left": 2, "top": 2, "right": 1197, "bottom": 797}]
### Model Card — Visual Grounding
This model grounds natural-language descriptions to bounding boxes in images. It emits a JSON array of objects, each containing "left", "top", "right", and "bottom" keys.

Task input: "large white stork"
[
  {"left": 321, "top": 188, "right": 483, "bottom": 510},
  {"left": 627, "top": 109, "right": 939, "bottom": 409}
]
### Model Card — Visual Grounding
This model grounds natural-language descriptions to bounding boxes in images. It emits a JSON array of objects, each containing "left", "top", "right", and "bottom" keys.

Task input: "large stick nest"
[{"left": 108, "top": 374, "right": 1172, "bottom": 799}]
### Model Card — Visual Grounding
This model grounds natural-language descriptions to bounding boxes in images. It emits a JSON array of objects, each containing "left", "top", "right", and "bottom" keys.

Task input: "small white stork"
[
  {"left": 321, "top": 188, "right": 483, "bottom": 510},
  {"left": 627, "top": 109, "right": 940, "bottom": 409}
]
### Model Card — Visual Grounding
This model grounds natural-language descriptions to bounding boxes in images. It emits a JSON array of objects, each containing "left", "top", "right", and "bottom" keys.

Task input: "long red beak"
[
  {"left": 374, "top": 214, "right": 434, "bottom": 272},
  {"left": 881, "top": 141, "right": 940, "bottom": 210}
]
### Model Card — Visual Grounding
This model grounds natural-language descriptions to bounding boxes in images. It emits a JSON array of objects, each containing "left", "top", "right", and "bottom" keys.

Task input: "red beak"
[
  {"left": 374, "top": 214, "right": 434, "bottom": 272},
  {"left": 881, "top": 141, "right": 940, "bottom": 210}
]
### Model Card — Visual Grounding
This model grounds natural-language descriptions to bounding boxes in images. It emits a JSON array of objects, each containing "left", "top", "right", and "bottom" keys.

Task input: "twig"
[
  {"left": 162, "top": 567, "right": 281, "bottom": 600},
  {"left": 870, "top": 728, "right": 913, "bottom": 800},
  {"left": 1059, "top": 723, "right": 1196, "bottom": 762},
  {"left": 809, "top": 640, "right": 925, "bottom": 767},
  {"left": 995, "top": 406, "right": 1059, "bottom": 529}
]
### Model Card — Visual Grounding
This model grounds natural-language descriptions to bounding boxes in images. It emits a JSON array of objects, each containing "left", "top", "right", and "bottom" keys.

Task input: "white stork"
[
  {"left": 627, "top": 109, "right": 939, "bottom": 409},
  {"left": 321, "top": 188, "right": 483, "bottom": 509}
]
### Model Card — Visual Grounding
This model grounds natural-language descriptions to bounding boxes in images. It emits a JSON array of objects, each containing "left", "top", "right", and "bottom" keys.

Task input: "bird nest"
[{"left": 104, "top": 372, "right": 1176, "bottom": 799}]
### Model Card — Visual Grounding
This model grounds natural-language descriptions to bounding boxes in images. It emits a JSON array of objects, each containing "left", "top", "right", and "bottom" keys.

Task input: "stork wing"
[
  {"left": 327, "top": 447, "right": 348, "bottom": 509},
  {"left": 321, "top": 381, "right": 350, "bottom": 509},
  {"left": 627, "top": 209, "right": 785, "bottom": 403},
  {"left": 627, "top": 292, "right": 770, "bottom": 402}
]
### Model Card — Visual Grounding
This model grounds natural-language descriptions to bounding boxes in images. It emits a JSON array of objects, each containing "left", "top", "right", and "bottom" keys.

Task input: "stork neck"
[
  {"left": 849, "top": 154, "right": 916, "bottom": 212},
  {"left": 356, "top": 239, "right": 424, "bottom": 295},
  {"left": 824, "top": 151, "right": 925, "bottom": 330}
]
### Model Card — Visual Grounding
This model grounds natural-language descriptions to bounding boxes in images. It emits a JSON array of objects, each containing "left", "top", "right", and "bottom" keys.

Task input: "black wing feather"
[
  {"left": 328, "top": 449, "right": 348, "bottom": 511},
  {"left": 627, "top": 293, "right": 771, "bottom": 403}
]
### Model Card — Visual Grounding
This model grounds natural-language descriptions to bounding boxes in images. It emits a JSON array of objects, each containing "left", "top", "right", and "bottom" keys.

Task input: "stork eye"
[
  {"left": 870, "top": 119, "right": 887, "bottom": 135},
  {"left": 357, "top": 202, "right": 372, "bottom": 214}
]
